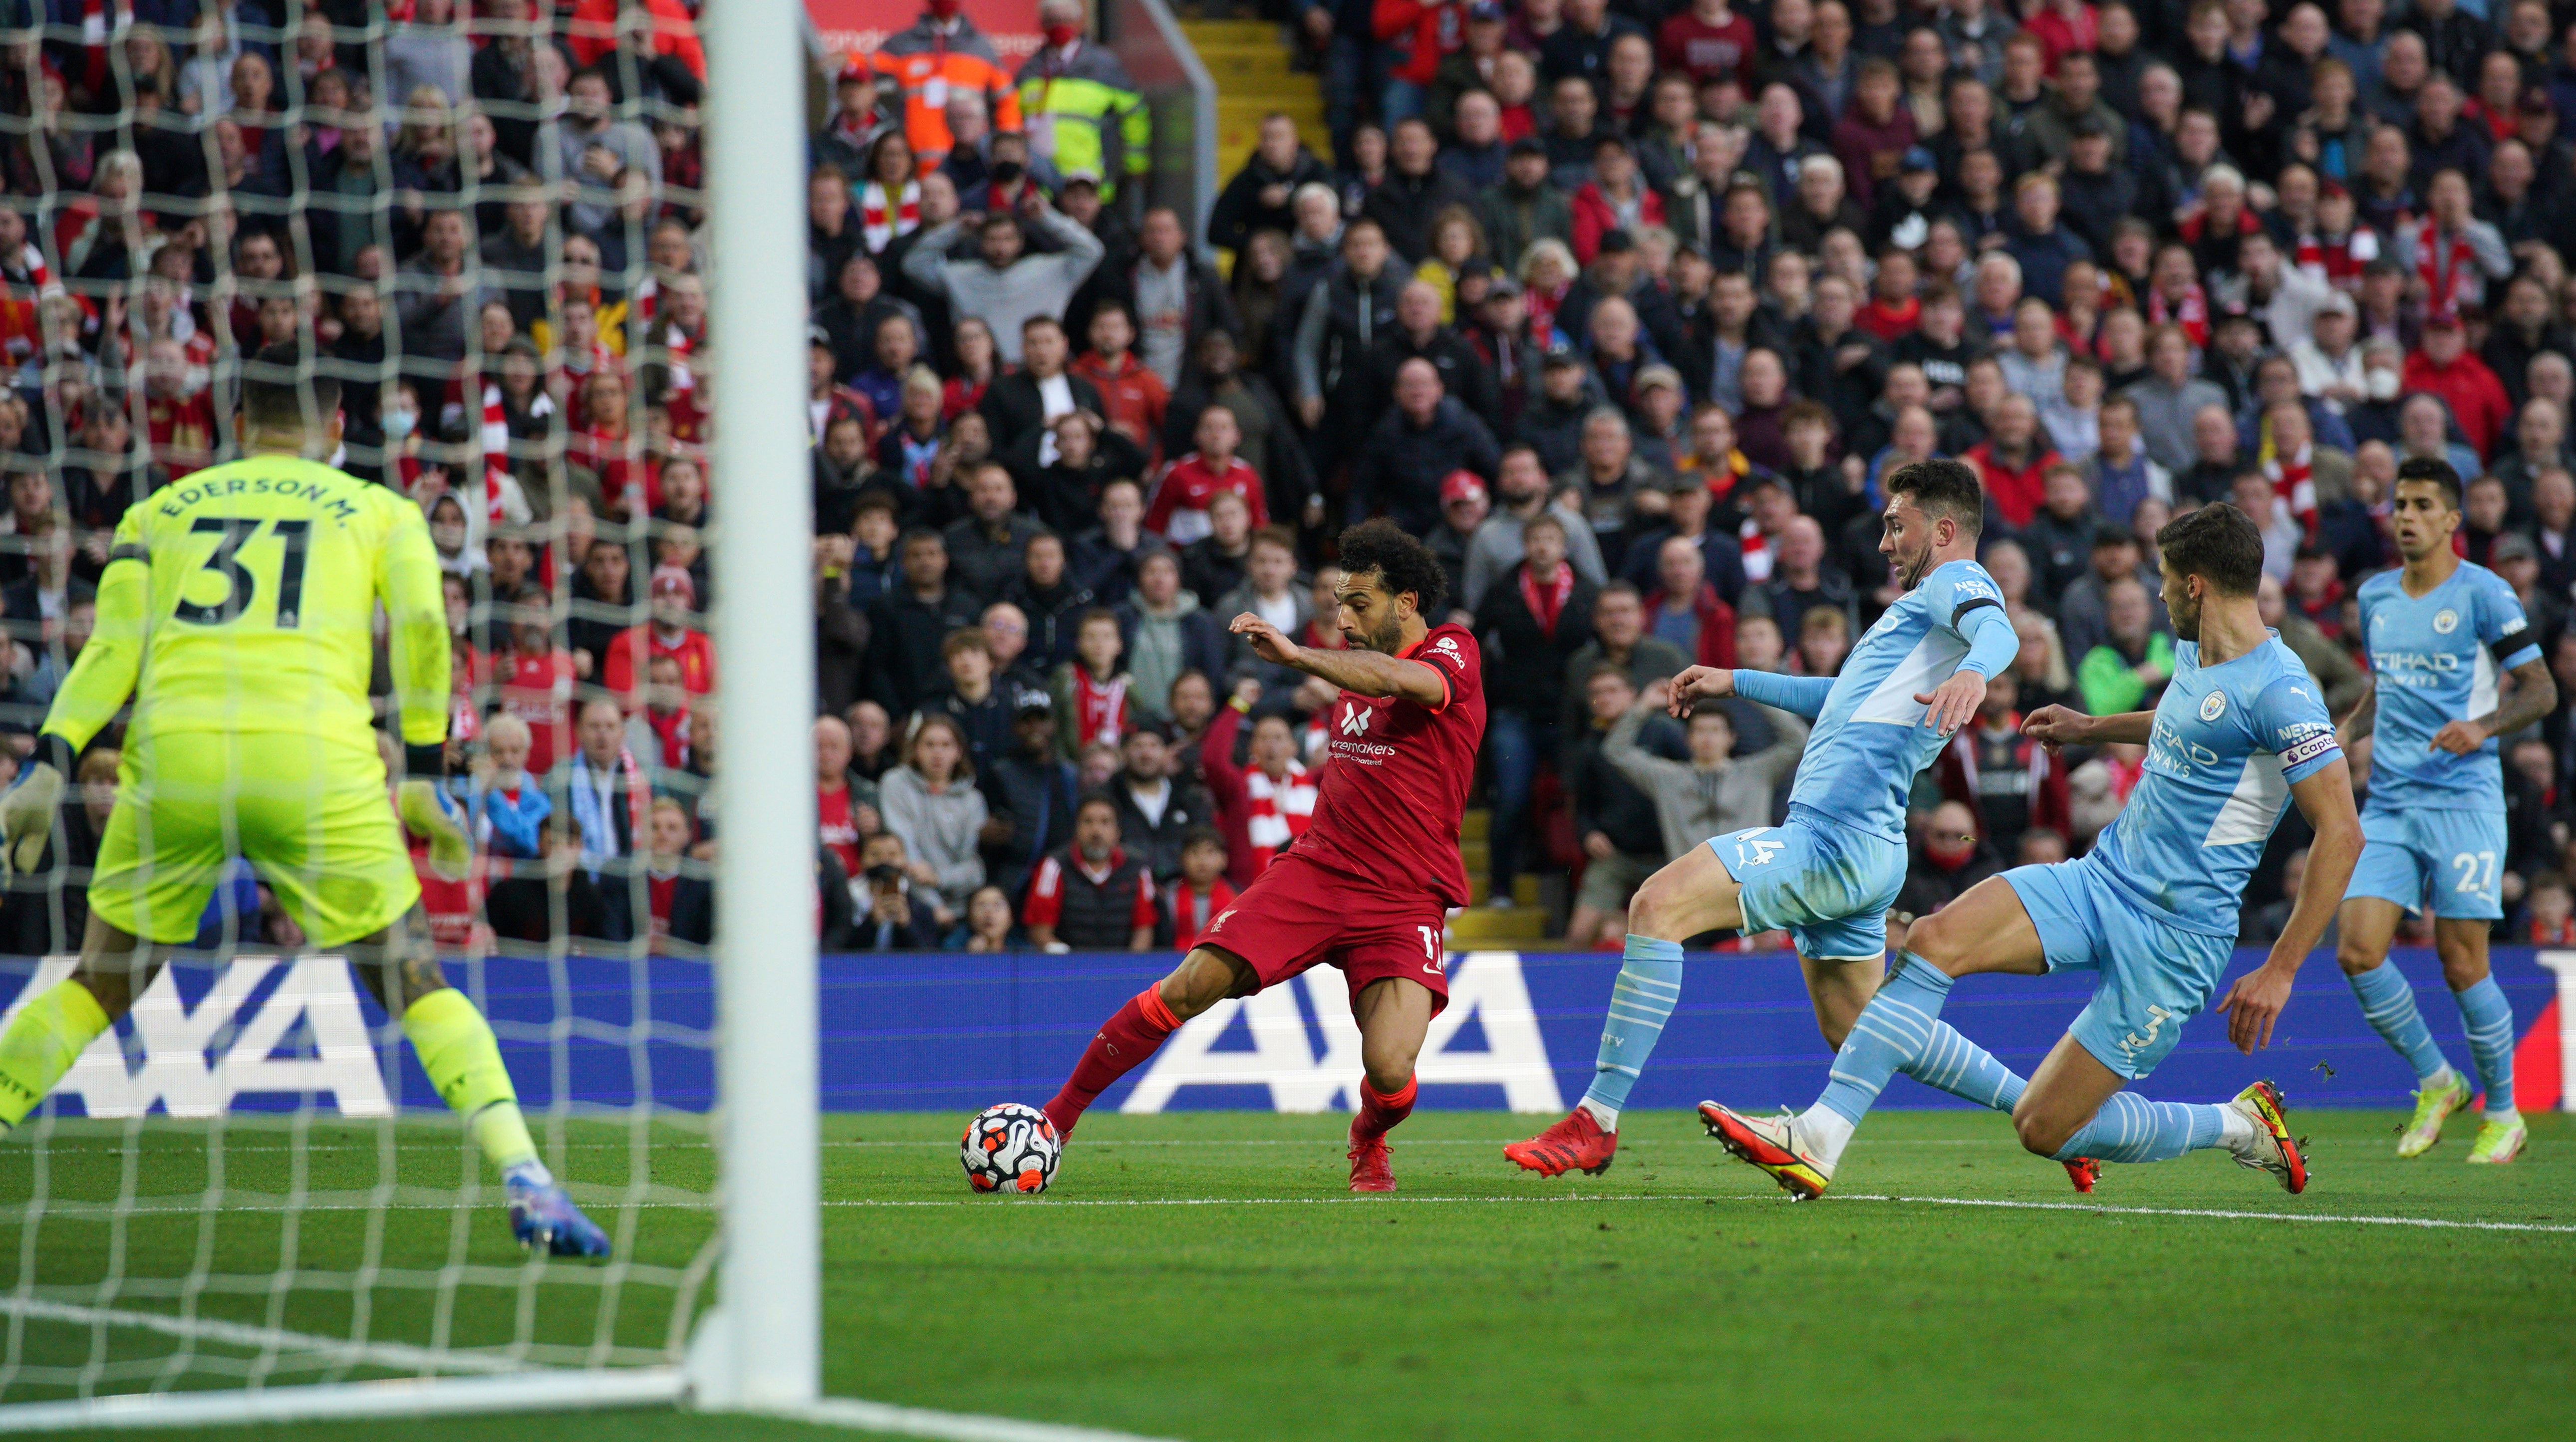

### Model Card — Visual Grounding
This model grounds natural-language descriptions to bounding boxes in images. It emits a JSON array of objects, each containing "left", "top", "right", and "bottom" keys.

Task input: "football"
[{"left": 960, "top": 1103, "right": 1061, "bottom": 1195}]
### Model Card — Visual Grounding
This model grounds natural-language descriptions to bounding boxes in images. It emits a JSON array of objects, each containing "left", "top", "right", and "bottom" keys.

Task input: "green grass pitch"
[{"left": 9, "top": 1108, "right": 2576, "bottom": 1441}]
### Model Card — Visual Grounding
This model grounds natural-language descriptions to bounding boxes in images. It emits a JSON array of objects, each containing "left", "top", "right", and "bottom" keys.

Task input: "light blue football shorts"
[
  {"left": 1706, "top": 806, "right": 1906, "bottom": 964},
  {"left": 2004, "top": 854, "right": 2238, "bottom": 1080}
]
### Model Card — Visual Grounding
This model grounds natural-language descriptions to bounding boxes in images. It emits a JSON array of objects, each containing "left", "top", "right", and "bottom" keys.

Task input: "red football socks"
[
  {"left": 1042, "top": 985, "right": 1181, "bottom": 1139},
  {"left": 1353, "top": 1075, "right": 1418, "bottom": 1141}
]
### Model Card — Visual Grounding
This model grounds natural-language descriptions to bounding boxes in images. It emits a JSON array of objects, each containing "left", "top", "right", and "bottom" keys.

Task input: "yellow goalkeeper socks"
[
  {"left": 0, "top": 979, "right": 111, "bottom": 1130},
  {"left": 402, "top": 987, "right": 547, "bottom": 1183}
]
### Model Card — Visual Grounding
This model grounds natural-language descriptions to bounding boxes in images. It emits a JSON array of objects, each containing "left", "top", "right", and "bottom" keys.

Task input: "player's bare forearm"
[
  {"left": 2021, "top": 706, "right": 2152, "bottom": 749},
  {"left": 2469, "top": 659, "right": 2557, "bottom": 747},
  {"left": 2335, "top": 685, "right": 2374, "bottom": 749},
  {"left": 2271, "top": 758, "right": 2361, "bottom": 973}
]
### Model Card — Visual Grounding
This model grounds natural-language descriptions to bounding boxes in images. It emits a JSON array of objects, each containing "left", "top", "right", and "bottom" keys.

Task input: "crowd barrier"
[{"left": 0, "top": 948, "right": 2567, "bottom": 1119}]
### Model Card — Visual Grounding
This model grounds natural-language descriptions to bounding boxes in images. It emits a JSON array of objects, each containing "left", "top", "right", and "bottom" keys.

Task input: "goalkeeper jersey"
[{"left": 40, "top": 455, "right": 450, "bottom": 756}]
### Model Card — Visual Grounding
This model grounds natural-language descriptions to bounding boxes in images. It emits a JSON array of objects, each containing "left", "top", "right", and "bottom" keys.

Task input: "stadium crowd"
[{"left": 2, "top": 0, "right": 2576, "bottom": 956}]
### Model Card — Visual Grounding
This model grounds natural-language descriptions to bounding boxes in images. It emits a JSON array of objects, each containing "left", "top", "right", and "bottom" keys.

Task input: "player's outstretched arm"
[
  {"left": 1723, "top": 667, "right": 1836, "bottom": 720},
  {"left": 2217, "top": 755, "right": 2360, "bottom": 1054},
  {"left": 2020, "top": 706, "right": 2154, "bottom": 750},
  {"left": 1228, "top": 613, "right": 1446, "bottom": 706}
]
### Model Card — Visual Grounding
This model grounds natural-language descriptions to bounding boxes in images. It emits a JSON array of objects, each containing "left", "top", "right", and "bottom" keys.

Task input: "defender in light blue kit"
[
  {"left": 1704, "top": 502, "right": 2357, "bottom": 1200},
  {"left": 2335, "top": 460, "right": 2554, "bottom": 1165},
  {"left": 1507, "top": 460, "right": 2046, "bottom": 1183}
]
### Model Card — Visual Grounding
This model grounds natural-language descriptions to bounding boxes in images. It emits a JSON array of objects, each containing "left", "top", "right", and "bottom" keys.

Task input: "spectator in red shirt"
[
  {"left": 1657, "top": 0, "right": 1755, "bottom": 89},
  {"left": 494, "top": 598, "right": 579, "bottom": 776},
  {"left": 637, "top": 653, "right": 697, "bottom": 770},
  {"left": 1023, "top": 795, "right": 1158, "bottom": 951},
  {"left": 814, "top": 714, "right": 880, "bottom": 885},
  {"left": 603, "top": 564, "right": 717, "bottom": 700},
  {"left": 1071, "top": 298, "right": 1169, "bottom": 461},
  {"left": 640, "top": 797, "right": 713, "bottom": 947},
  {"left": 1162, "top": 827, "right": 1239, "bottom": 951},
  {"left": 2400, "top": 312, "right": 2513, "bottom": 462},
  {"left": 1966, "top": 394, "right": 2060, "bottom": 529},
  {"left": 1198, "top": 676, "right": 1318, "bottom": 886},
  {"left": 140, "top": 338, "right": 216, "bottom": 479},
  {"left": 1147, "top": 405, "right": 1267, "bottom": 545}
]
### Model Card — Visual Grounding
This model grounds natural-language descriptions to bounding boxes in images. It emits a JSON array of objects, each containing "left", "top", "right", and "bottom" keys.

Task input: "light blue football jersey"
[
  {"left": 2091, "top": 636, "right": 2342, "bottom": 936},
  {"left": 1786, "top": 559, "right": 2006, "bottom": 843},
  {"left": 2356, "top": 562, "right": 2540, "bottom": 811}
]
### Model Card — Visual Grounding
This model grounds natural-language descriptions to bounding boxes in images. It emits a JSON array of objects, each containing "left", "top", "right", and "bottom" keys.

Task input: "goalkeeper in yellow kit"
[{"left": 0, "top": 349, "right": 607, "bottom": 1257}]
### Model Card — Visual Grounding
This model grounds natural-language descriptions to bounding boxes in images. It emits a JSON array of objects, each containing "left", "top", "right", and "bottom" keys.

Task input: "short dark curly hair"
[{"left": 1337, "top": 518, "right": 1447, "bottom": 614}]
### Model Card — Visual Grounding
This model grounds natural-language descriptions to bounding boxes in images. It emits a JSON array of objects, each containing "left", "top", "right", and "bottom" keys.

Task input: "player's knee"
[
  {"left": 1900, "top": 911, "right": 1968, "bottom": 973},
  {"left": 2333, "top": 937, "right": 2378, "bottom": 976},
  {"left": 2438, "top": 946, "right": 2490, "bottom": 992},
  {"left": 1361, "top": 1054, "right": 1414, "bottom": 1096},
  {"left": 1625, "top": 871, "right": 1684, "bottom": 939},
  {"left": 1158, "top": 951, "right": 1240, "bottom": 1019},
  {"left": 2011, "top": 1105, "right": 2073, "bottom": 1159}
]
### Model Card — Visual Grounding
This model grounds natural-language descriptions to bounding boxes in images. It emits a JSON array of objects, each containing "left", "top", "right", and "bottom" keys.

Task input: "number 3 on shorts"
[{"left": 2451, "top": 850, "right": 2498, "bottom": 899}]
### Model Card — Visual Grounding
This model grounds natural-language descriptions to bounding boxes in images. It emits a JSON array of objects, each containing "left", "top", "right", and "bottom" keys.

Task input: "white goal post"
[{"left": 0, "top": 0, "right": 816, "bottom": 1427}]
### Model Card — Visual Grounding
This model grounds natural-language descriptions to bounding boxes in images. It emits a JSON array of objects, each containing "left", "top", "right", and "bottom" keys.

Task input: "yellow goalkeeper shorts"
[{"left": 88, "top": 730, "right": 420, "bottom": 949}]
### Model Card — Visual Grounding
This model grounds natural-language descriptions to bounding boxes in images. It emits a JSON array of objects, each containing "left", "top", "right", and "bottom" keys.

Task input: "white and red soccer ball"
[{"left": 961, "top": 1102, "right": 1060, "bottom": 1195}]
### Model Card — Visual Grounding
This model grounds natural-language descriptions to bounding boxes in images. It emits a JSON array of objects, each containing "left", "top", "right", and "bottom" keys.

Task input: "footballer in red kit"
[{"left": 1036, "top": 521, "right": 1481, "bottom": 1192}]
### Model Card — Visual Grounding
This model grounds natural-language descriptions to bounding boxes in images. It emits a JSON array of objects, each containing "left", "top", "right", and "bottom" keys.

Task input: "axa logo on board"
[
  {"left": 1122, "top": 952, "right": 1565, "bottom": 1114},
  {"left": 0, "top": 956, "right": 389, "bottom": 1118}
]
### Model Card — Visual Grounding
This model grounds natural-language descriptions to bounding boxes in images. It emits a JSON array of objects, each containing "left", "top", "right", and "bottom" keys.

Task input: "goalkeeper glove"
[
  {"left": 0, "top": 760, "right": 62, "bottom": 876},
  {"left": 397, "top": 780, "right": 472, "bottom": 882}
]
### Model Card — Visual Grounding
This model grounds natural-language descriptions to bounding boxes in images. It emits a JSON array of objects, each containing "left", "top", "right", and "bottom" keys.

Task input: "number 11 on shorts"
[{"left": 1418, "top": 925, "right": 1443, "bottom": 974}]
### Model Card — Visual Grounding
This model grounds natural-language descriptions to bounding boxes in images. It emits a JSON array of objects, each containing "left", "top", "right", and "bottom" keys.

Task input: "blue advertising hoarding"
[{"left": 0, "top": 947, "right": 2567, "bottom": 1119}]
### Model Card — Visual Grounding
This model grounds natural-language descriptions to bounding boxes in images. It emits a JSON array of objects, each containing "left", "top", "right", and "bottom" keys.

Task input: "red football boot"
[
  {"left": 2062, "top": 1157, "right": 2101, "bottom": 1193},
  {"left": 1348, "top": 1119, "right": 1396, "bottom": 1193},
  {"left": 1503, "top": 1106, "right": 1618, "bottom": 1177}
]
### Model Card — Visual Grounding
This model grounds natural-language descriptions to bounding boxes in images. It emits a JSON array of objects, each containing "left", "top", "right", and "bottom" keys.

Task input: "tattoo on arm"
[{"left": 2481, "top": 658, "right": 2558, "bottom": 742}]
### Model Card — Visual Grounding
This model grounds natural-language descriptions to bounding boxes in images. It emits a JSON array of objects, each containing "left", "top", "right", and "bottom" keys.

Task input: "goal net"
[{"left": 0, "top": 1, "right": 813, "bottom": 1422}]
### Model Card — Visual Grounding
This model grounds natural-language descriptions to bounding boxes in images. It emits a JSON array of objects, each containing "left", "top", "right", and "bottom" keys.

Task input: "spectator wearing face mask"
[{"left": 1894, "top": 800, "right": 2003, "bottom": 923}]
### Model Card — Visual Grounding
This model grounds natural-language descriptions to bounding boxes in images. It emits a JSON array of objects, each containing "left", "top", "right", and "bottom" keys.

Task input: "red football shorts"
[{"left": 1194, "top": 852, "right": 1452, "bottom": 1014}]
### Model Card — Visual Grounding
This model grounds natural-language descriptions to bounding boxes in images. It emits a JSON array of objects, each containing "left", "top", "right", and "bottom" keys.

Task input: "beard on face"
[{"left": 2169, "top": 588, "right": 2201, "bottom": 642}]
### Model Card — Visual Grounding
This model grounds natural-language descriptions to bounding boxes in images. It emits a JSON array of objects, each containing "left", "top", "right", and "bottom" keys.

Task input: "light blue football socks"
[
  {"left": 2347, "top": 961, "right": 2452, "bottom": 1085},
  {"left": 1816, "top": 953, "right": 1952, "bottom": 1126},
  {"left": 1578, "top": 935, "right": 1685, "bottom": 1127},
  {"left": 2045, "top": 1091, "right": 2229, "bottom": 1164},
  {"left": 2455, "top": 975, "right": 2517, "bottom": 1118}
]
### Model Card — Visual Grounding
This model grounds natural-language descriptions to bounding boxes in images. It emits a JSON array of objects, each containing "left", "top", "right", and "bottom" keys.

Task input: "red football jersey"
[{"left": 1293, "top": 624, "right": 1484, "bottom": 909}]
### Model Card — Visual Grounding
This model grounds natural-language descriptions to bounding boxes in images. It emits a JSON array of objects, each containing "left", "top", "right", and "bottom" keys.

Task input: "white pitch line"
[
  {"left": 1824, "top": 1194, "right": 2576, "bottom": 1233},
  {"left": 826, "top": 1191, "right": 2576, "bottom": 1233},
  {"left": 784, "top": 1396, "right": 1187, "bottom": 1442},
  {"left": 0, "top": 1296, "right": 536, "bottom": 1376}
]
